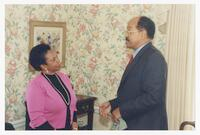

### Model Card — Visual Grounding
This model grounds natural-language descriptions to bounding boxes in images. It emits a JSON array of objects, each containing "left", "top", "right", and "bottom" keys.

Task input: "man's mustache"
[{"left": 126, "top": 37, "right": 129, "bottom": 42}]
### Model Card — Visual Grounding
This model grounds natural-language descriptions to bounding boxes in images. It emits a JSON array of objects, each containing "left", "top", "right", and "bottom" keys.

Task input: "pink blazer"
[{"left": 25, "top": 72, "right": 77, "bottom": 129}]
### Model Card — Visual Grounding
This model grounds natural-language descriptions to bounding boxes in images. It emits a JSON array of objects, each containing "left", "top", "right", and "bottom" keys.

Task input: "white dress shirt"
[{"left": 132, "top": 41, "right": 151, "bottom": 59}]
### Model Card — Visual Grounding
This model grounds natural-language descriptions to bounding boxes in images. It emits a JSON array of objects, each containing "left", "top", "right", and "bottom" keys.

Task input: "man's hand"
[
  {"left": 111, "top": 107, "right": 121, "bottom": 123},
  {"left": 99, "top": 102, "right": 111, "bottom": 118},
  {"left": 72, "top": 122, "right": 78, "bottom": 130}
]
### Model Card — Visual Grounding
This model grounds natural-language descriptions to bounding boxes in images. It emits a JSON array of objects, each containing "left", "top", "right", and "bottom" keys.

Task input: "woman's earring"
[{"left": 45, "top": 68, "right": 49, "bottom": 73}]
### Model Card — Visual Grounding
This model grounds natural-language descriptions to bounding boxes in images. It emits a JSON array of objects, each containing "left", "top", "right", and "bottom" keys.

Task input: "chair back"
[
  {"left": 25, "top": 102, "right": 33, "bottom": 130},
  {"left": 180, "top": 121, "right": 195, "bottom": 130}
]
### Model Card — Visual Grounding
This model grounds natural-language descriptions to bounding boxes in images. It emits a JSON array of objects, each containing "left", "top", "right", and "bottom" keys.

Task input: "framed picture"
[{"left": 29, "top": 20, "right": 66, "bottom": 69}]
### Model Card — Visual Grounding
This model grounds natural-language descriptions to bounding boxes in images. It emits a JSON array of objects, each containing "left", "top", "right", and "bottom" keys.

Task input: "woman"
[{"left": 25, "top": 44, "right": 78, "bottom": 130}]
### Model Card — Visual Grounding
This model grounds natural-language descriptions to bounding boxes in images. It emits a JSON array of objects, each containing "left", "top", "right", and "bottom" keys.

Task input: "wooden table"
[{"left": 76, "top": 94, "right": 97, "bottom": 130}]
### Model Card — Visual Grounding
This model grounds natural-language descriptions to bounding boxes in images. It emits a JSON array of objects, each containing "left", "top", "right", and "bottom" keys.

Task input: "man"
[{"left": 99, "top": 16, "right": 168, "bottom": 130}]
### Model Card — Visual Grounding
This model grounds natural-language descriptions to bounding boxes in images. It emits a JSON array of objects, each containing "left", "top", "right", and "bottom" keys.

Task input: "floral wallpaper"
[{"left": 5, "top": 4, "right": 170, "bottom": 123}]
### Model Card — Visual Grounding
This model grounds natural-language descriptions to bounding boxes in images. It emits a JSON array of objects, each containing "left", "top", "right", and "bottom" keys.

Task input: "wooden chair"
[{"left": 5, "top": 122, "right": 15, "bottom": 130}]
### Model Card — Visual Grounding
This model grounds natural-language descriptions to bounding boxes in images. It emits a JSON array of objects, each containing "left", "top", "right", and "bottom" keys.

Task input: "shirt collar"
[{"left": 133, "top": 40, "right": 151, "bottom": 58}]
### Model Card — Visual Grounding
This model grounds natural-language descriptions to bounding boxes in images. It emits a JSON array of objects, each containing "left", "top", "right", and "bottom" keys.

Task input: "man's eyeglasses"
[{"left": 125, "top": 30, "right": 141, "bottom": 36}]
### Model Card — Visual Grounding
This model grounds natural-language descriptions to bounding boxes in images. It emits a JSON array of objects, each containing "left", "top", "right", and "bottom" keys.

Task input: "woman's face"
[{"left": 44, "top": 50, "right": 61, "bottom": 73}]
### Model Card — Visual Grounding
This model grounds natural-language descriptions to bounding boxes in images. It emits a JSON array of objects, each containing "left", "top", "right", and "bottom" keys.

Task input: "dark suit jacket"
[{"left": 109, "top": 43, "right": 168, "bottom": 130}]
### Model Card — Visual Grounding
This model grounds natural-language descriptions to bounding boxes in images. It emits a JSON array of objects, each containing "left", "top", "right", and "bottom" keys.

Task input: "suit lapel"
[{"left": 120, "top": 43, "right": 152, "bottom": 85}]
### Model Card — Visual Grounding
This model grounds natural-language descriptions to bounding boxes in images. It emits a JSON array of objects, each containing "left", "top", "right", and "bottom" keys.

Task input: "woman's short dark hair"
[
  {"left": 136, "top": 16, "right": 155, "bottom": 39},
  {"left": 29, "top": 44, "right": 51, "bottom": 71}
]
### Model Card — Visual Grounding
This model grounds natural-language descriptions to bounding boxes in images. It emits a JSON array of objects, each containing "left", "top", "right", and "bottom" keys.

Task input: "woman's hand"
[{"left": 72, "top": 122, "right": 78, "bottom": 130}]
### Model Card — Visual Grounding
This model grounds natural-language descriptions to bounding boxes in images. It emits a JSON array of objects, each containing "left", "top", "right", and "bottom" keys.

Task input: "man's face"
[{"left": 125, "top": 17, "right": 143, "bottom": 49}]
